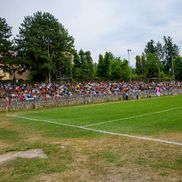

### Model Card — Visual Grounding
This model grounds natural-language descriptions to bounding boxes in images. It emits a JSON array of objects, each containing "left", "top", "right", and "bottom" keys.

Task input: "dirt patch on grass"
[
  {"left": 159, "top": 132, "right": 182, "bottom": 143},
  {"left": 0, "top": 141, "right": 10, "bottom": 149},
  {"left": 46, "top": 137, "right": 182, "bottom": 182},
  {"left": 0, "top": 149, "right": 48, "bottom": 165}
]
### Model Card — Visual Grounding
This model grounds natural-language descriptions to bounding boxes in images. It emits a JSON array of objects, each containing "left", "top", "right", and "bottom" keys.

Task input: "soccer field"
[
  {"left": 1, "top": 95, "right": 182, "bottom": 181},
  {"left": 17, "top": 95, "right": 182, "bottom": 143}
]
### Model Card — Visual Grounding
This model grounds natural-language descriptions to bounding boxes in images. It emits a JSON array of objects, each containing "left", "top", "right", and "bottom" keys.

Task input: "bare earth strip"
[{"left": 0, "top": 149, "right": 47, "bottom": 165}]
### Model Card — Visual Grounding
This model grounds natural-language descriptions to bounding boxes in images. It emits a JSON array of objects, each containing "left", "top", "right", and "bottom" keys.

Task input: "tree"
[
  {"left": 138, "top": 36, "right": 180, "bottom": 80},
  {"left": 163, "top": 36, "right": 180, "bottom": 74},
  {"left": 0, "top": 17, "right": 17, "bottom": 79},
  {"left": 97, "top": 54, "right": 104, "bottom": 78},
  {"left": 0, "top": 17, "right": 13, "bottom": 56},
  {"left": 15, "top": 11, "right": 74, "bottom": 82},
  {"left": 174, "top": 57, "right": 182, "bottom": 80},
  {"left": 156, "top": 41, "right": 163, "bottom": 60},
  {"left": 102, "top": 52, "right": 112, "bottom": 79},
  {"left": 121, "top": 59, "right": 130, "bottom": 80},
  {"left": 144, "top": 40, "right": 163, "bottom": 60},
  {"left": 111, "top": 58, "right": 121, "bottom": 80},
  {"left": 78, "top": 50, "right": 94, "bottom": 80},
  {"left": 135, "top": 55, "right": 142, "bottom": 75},
  {"left": 145, "top": 53, "right": 162, "bottom": 80},
  {"left": 135, "top": 53, "right": 147, "bottom": 79},
  {"left": 84, "top": 51, "right": 94, "bottom": 80},
  {"left": 73, "top": 50, "right": 94, "bottom": 81},
  {"left": 144, "top": 40, "right": 156, "bottom": 55},
  {"left": 135, "top": 52, "right": 163, "bottom": 81},
  {"left": 73, "top": 51, "right": 82, "bottom": 80},
  {"left": 97, "top": 52, "right": 131, "bottom": 80},
  {"left": 56, "top": 52, "right": 73, "bottom": 80},
  {"left": 111, "top": 58, "right": 130, "bottom": 80},
  {"left": 79, "top": 49, "right": 87, "bottom": 80}
]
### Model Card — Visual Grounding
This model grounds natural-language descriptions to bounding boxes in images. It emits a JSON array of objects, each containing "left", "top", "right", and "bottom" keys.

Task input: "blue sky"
[{"left": 0, "top": 0, "right": 181, "bottom": 65}]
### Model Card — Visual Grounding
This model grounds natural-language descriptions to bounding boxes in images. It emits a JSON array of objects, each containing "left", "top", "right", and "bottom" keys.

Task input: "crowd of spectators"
[{"left": 0, "top": 81, "right": 182, "bottom": 102}]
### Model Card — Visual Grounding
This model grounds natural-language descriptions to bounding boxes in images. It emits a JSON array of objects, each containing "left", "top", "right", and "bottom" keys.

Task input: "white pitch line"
[
  {"left": 84, "top": 106, "right": 182, "bottom": 127},
  {"left": 15, "top": 116, "right": 182, "bottom": 146}
]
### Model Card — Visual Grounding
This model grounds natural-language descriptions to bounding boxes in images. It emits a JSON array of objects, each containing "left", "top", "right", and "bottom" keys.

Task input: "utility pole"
[{"left": 127, "top": 49, "right": 131, "bottom": 82}]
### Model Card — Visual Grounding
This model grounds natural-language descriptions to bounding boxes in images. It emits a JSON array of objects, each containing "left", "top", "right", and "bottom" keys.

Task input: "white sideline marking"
[
  {"left": 15, "top": 116, "right": 182, "bottom": 146},
  {"left": 84, "top": 106, "right": 182, "bottom": 127}
]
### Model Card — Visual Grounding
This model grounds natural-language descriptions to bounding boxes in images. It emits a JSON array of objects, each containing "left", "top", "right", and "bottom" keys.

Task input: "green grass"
[
  {"left": 0, "top": 95, "right": 182, "bottom": 182},
  {"left": 94, "top": 151, "right": 119, "bottom": 163},
  {"left": 0, "top": 128, "right": 19, "bottom": 142},
  {"left": 0, "top": 143, "right": 73, "bottom": 182},
  {"left": 16, "top": 95, "right": 182, "bottom": 138}
]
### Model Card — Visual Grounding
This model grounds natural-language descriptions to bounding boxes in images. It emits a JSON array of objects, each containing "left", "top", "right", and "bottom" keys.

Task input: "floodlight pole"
[{"left": 127, "top": 49, "right": 131, "bottom": 82}]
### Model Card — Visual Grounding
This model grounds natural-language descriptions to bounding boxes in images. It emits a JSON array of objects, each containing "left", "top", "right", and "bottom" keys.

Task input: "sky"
[{"left": 0, "top": 0, "right": 181, "bottom": 66}]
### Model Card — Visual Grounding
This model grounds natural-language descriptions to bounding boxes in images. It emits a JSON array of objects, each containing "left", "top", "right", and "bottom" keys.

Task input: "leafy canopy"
[{"left": 16, "top": 11, "right": 74, "bottom": 81}]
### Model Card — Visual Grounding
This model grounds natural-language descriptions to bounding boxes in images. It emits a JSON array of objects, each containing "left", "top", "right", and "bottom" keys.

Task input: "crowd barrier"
[{"left": 0, "top": 89, "right": 182, "bottom": 112}]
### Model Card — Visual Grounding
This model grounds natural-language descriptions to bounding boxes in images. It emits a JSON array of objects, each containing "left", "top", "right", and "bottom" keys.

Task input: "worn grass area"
[{"left": 0, "top": 95, "right": 182, "bottom": 182}]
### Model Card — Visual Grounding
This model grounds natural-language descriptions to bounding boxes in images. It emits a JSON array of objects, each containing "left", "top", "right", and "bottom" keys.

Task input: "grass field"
[{"left": 0, "top": 95, "right": 182, "bottom": 181}]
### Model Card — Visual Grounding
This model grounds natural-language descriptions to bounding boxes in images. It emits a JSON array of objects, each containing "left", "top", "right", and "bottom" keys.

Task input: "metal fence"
[{"left": 1, "top": 89, "right": 182, "bottom": 112}]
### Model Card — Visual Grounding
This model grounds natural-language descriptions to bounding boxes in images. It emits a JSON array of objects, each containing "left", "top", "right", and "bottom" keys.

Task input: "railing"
[{"left": 0, "top": 89, "right": 182, "bottom": 112}]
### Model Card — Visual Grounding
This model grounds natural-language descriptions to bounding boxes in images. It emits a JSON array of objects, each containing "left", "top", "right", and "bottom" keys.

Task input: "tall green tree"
[
  {"left": 135, "top": 55, "right": 142, "bottom": 75},
  {"left": 84, "top": 51, "right": 94, "bottom": 80},
  {"left": 163, "top": 36, "right": 180, "bottom": 74},
  {"left": 138, "top": 36, "right": 180, "bottom": 80},
  {"left": 144, "top": 40, "right": 156, "bottom": 55},
  {"left": 156, "top": 41, "right": 163, "bottom": 60},
  {"left": 0, "top": 17, "right": 18, "bottom": 79},
  {"left": 0, "top": 17, "right": 13, "bottom": 56},
  {"left": 15, "top": 11, "right": 74, "bottom": 82},
  {"left": 174, "top": 57, "right": 182, "bottom": 80},
  {"left": 135, "top": 53, "right": 147, "bottom": 78},
  {"left": 79, "top": 49, "right": 86, "bottom": 80},
  {"left": 96, "top": 54, "right": 104, "bottom": 78},
  {"left": 102, "top": 52, "right": 112, "bottom": 79},
  {"left": 135, "top": 52, "right": 163, "bottom": 80},
  {"left": 144, "top": 40, "right": 163, "bottom": 60},
  {"left": 111, "top": 58, "right": 130, "bottom": 80},
  {"left": 73, "top": 51, "right": 82, "bottom": 80},
  {"left": 78, "top": 50, "right": 94, "bottom": 80},
  {"left": 145, "top": 53, "right": 162, "bottom": 80},
  {"left": 73, "top": 50, "right": 94, "bottom": 81}
]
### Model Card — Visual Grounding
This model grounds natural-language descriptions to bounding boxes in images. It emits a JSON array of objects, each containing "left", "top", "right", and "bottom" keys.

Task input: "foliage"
[
  {"left": 135, "top": 53, "right": 163, "bottom": 81},
  {"left": 0, "top": 17, "right": 18, "bottom": 78},
  {"left": 145, "top": 53, "right": 163, "bottom": 80},
  {"left": 163, "top": 36, "right": 180, "bottom": 73},
  {"left": 72, "top": 51, "right": 81, "bottom": 80},
  {"left": 111, "top": 58, "right": 130, "bottom": 80},
  {"left": 135, "top": 55, "right": 142, "bottom": 75},
  {"left": 136, "top": 36, "right": 180, "bottom": 81},
  {"left": 103, "top": 52, "right": 112, "bottom": 79},
  {"left": 73, "top": 50, "right": 94, "bottom": 81},
  {"left": 96, "top": 52, "right": 130, "bottom": 81},
  {"left": 174, "top": 57, "right": 182, "bottom": 80},
  {"left": 15, "top": 11, "right": 74, "bottom": 82},
  {"left": 0, "top": 14, "right": 181, "bottom": 82},
  {"left": 96, "top": 54, "right": 104, "bottom": 78},
  {"left": 0, "top": 17, "right": 13, "bottom": 56}
]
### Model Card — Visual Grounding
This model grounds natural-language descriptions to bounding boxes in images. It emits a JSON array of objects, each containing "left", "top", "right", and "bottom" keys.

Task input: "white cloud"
[{"left": 0, "top": 0, "right": 181, "bottom": 65}]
